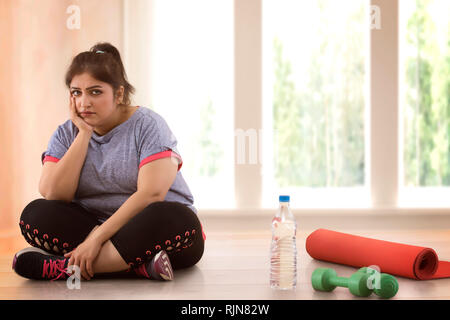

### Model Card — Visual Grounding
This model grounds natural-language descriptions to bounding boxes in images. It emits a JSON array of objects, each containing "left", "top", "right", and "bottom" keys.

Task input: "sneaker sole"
[{"left": 152, "top": 250, "right": 174, "bottom": 281}]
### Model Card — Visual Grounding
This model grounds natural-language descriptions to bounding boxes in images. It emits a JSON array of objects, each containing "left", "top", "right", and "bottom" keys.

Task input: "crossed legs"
[{"left": 18, "top": 198, "right": 205, "bottom": 279}]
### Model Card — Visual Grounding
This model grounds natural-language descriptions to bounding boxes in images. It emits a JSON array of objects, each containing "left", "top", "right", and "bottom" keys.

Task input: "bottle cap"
[{"left": 279, "top": 195, "right": 290, "bottom": 202}]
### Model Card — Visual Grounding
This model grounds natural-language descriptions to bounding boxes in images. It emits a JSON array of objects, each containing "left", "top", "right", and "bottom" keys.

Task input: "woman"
[{"left": 12, "top": 42, "right": 205, "bottom": 281}]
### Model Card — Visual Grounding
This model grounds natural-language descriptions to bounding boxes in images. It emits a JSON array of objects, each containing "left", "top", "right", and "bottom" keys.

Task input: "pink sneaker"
[
  {"left": 134, "top": 250, "right": 174, "bottom": 281},
  {"left": 12, "top": 247, "right": 71, "bottom": 281}
]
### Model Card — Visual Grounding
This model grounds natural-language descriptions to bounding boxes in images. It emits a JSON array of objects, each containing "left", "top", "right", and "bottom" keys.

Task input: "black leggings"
[{"left": 19, "top": 198, "right": 205, "bottom": 270}]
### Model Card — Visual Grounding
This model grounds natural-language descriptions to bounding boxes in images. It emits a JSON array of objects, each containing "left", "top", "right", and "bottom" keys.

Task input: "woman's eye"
[{"left": 71, "top": 90, "right": 101, "bottom": 96}]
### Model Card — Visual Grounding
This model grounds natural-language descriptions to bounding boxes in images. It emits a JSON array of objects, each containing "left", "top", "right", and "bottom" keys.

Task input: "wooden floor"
[{"left": 1, "top": 214, "right": 450, "bottom": 300}]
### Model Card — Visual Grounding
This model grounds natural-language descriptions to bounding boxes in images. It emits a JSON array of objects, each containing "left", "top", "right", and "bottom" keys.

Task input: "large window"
[
  {"left": 149, "top": 0, "right": 234, "bottom": 209},
  {"left": 135, "top": 0, "right": 449, "bottom": 211},
  {"left": 399, "top": 0, "right": 450, "bottom": 206},
  {"left": 262, "top": 0, "right": 370, "bottom": 208}
]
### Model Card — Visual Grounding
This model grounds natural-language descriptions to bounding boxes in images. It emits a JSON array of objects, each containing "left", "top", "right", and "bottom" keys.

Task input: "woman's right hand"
[{"left": 69, "top": 93, "right": 94, "bottom": 134}]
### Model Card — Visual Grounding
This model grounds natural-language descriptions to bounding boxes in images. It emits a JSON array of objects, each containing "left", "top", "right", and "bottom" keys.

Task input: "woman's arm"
[
  {"left": 40, "top": 95, "right": 94, "bottom": 202},
  {"left": 40, "top": 130, "right": 92, "bottom": 202},
  {"left": 90, "top": 157, "right": 178, "bottom": 244}
]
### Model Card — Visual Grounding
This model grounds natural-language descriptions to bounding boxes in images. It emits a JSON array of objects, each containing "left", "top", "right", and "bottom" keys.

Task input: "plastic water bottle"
[{"left": 270, "top": 195, "right": 297, "bottom": 290}]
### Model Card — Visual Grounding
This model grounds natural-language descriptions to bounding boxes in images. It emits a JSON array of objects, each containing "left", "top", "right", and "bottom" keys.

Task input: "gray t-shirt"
[{"left": 41, "top": 106, "right": 197, "bottom": 223}]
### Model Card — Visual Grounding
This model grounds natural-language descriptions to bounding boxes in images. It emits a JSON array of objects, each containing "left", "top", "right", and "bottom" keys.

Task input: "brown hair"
[{"left": 65, "top": 42, "right": 135, "bottom": 106}]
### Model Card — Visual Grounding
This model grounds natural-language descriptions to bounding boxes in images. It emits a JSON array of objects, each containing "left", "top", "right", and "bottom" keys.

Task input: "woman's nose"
[{"left": 80, "top": 95, "right": 92, "bottom": 109}]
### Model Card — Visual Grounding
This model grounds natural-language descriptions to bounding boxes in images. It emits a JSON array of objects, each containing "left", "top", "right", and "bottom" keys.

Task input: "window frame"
[{"left": 234, "top": 0, "right": 401, "bottom": 210}]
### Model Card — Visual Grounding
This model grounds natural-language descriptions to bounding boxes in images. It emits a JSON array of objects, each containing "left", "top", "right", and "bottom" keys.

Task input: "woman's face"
[{"left": 69, "top": 72, "right": 124, "bottom": 127}]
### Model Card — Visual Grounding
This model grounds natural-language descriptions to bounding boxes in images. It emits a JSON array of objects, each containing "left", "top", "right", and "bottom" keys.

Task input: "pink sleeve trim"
[
  {"left": 43, "top": 156, "right": 60, "bottom": 164},
  {"left": 139, "top": 150, "right": 183, "bottom": 171}
]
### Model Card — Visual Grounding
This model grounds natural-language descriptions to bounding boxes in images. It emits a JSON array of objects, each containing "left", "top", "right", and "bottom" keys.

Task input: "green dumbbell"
[
  {"left": 356, "top": 267, "right": 399, "bottom": 299},
  {"left": 311, "top": 268, "right": 372, "bottom": 297}
]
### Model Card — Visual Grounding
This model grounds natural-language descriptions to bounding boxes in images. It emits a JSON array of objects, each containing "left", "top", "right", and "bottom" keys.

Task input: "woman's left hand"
[{"left": 64, "top": 237, "right": 102, "bottom": 281}]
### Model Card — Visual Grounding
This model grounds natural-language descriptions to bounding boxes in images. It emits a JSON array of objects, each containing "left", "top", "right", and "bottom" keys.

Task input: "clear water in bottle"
[{"left": 270, "top": 195, "right": 297, "bottom": 290}]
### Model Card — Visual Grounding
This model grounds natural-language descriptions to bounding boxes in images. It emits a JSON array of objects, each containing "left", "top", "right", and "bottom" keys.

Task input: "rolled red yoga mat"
[{"left": 306, "top": 229, "right": 450, "bottom": 280}]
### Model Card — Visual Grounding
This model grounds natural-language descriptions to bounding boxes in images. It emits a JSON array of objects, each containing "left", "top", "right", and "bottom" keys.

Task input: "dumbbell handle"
[{"left": 328, "top": 276, "right": 350, "bottom": 288}]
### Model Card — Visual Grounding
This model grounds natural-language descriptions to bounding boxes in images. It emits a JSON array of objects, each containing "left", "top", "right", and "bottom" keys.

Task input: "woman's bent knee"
[
  {"left": 20, "top": 198, "right": 59, "bottom": 221},
  {"left": 18, "top": 198, "right": 87, "bottom": 254},
  {"left": 19, "top": 199, "right": 53, "bottom": 250}
]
